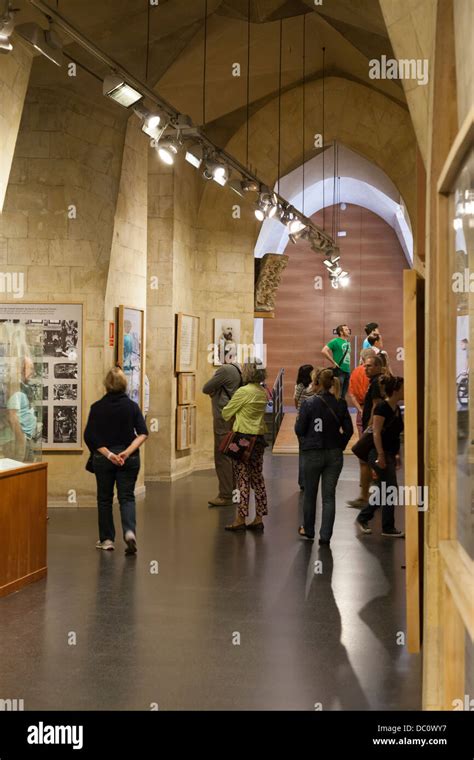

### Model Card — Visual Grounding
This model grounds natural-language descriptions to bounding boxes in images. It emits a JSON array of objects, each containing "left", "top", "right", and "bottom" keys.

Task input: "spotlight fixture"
[
  {"left": 0, "top": 1, "right": 15, "bottom": 53},
  {"left": 157, "top": 135, "right": 180, "bottom": 165},
  {"left": 288, "top": 225, "right": 310, "bottom": 244},
  {"left": 254, "top": 190, "right": 279, "bottom": 221},
  {"left": 185, "top": 142, "right": 204, "bottom": 169},
  {"left": 103, "top": 74, "right": 142, "bottom": 108},
  {"left": 203, "top": 159, "right": 230, "bottom": 186},
  {"left": 241, "top": 180, "right": 259, "bottom": 193},
  {"left": 288, "top": 218, "right": 306, "bottom": 235},
  {"left": 16, "top": 22, "right": 64, "bottom": 66},
  {"left": 133, "top": 104, "right": 168, "bottom": 141}
]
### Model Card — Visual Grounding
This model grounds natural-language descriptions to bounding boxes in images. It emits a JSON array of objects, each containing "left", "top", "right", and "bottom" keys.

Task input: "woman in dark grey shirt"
[{"left": 84, "top": 367, "right": 148, "bottom": 554}]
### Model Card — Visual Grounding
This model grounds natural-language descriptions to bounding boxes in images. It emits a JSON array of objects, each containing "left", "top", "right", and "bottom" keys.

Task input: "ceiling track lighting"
[
  {"left": 27, "top": 0, "right": 337, "bottom": 262},
  {"left": 203, "top": 159, "right": 230, "bottom": 187},
  {"left": 16, "top": 21, "right": 64, "bottom": 66}
]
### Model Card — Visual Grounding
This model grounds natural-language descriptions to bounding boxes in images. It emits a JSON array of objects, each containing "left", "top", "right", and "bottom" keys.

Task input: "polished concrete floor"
[{"left": 0, "top": 455, "right": 421, "bottom": 711}]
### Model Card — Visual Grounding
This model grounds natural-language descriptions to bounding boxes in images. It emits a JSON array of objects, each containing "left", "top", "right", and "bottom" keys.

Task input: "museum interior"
[{"left": 0, "top": 0, "right": 472, "bottom": 714}]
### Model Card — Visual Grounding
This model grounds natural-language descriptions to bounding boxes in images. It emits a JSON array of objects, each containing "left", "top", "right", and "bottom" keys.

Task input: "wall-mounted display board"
[
  {"left": 0, "top": 303, "right": 83, "bottom": 451},
  {"left": 117, "top": 306, "right": 145, "bottom": 410},
  {"left": 175, "top": 313, "right": 199, "bottom": 373},
  {"left": 178, "top": 373, "right": 196, "bottom": 405}
]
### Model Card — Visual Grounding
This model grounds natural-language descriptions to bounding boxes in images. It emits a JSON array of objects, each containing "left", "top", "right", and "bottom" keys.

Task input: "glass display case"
[{"left": 0, "top": 319, "right": 43, "bottom": 465}]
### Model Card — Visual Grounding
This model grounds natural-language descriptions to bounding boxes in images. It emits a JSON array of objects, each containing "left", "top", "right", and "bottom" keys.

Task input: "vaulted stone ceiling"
[{"left": 14, "top": 0, "right": 402, "bottom": 131}]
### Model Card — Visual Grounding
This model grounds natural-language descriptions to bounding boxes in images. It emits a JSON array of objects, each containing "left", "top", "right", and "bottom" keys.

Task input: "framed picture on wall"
[
  {"left": 175, "top": 313, "right": 200, "bottom": 373},
  {"left": 118, "top": 306, "right": 145, "bottom": 410},
  {"left": 0, "top": 302, "right": 84, "bottom": 451},
  {"left": 176, "top": 405, "right": 190, "bottom": 450},
  {"left": 178, "top": 373, "right": 196, "bottom": 405},
  {"left": 213, "top": 318, "right": 241, "bottom": 366}
]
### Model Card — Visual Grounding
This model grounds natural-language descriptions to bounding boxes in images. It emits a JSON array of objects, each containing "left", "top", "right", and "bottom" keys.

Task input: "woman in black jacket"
[
  {"left": 295, "top": 369, "right": 353, "bottom": 544},
  {"left": 84, "top": 367, "right": 148, "bottom": 554}
]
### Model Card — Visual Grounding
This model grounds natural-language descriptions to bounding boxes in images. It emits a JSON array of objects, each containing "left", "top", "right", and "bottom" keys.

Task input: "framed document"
[
  {"left": 0, "top": 302, "right": 84, "bottom": 452},
  {"left": 175, "top": 313, "right": 199, "bottom": 373},
  {"left": 178, "top": 373, "right": 196, "bottom": 405},
  {"left": 118, "top": 306, "right": 145, "bottom": 410},
  {"left": 176, "top": 405, "right": 190, "bottom": 450}
]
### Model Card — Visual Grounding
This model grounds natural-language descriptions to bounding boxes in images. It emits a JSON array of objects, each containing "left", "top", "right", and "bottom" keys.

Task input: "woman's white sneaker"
[{"left": 96, "top": 539, "right": 115, "bottom": 550}]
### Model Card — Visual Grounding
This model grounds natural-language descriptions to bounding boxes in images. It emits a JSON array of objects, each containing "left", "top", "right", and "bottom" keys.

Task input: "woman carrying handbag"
[
  {"left": 356, "top": 375, "right": 405, "bottom": 537},
  {"left": 221, "top": 361, "right": 268, "bottom": 532}
]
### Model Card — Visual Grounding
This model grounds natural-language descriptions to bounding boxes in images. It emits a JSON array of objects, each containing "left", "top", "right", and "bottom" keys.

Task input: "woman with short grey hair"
[{"left": 221, "top": 361, "right": 268, "bottom": 532}]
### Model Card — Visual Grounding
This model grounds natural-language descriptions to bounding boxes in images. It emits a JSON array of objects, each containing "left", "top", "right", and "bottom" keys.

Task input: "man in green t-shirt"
[{"left": 321, "top": 325, "right": 351, "bottom": 400}]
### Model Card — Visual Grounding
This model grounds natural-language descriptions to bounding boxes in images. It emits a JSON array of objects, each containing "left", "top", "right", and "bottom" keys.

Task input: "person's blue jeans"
[
  {"left": 358, "top": 449, "right": 397, "bottom": 531},
  {"left": 93, "top": 446, "right": 140, "bottom": 542},
  {"left": 333, "top": 369, "right": 350, "bottom": 400},
  {"left": 301, "top": 448, "right": 344, "bottom": 540}
]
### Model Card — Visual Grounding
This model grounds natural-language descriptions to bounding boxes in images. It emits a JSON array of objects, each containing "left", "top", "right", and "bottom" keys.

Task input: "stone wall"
[{"left": 0, "top": 40, "right": 32, "bottom": 213}]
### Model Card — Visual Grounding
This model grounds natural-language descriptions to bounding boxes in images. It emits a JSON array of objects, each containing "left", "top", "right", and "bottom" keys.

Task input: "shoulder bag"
[{"left": 219, "top": 430, "right": 257, "bottom": 464}]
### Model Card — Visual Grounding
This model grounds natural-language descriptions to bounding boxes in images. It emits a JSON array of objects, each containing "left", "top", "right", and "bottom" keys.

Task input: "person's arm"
[
  {"left": 202, "top": 366, "right": 228, "bottom": 396},
  {"left": 321, "top": 344, "right": 336, "bottom": 367},
  {"left": 118, "top": 406, "right": 149, "bottom": 462},
  {"left": 7, "top": 408, "right": 25, "bottom": 445},
  {"left": 221, "top": 387, "right": 246, "bottom": 421},
  {"left": 294, "top": 398, "right": 311, "bottom": 437},
  {"left": 372, "top": 413, "right": 386, "bottom": 469}
]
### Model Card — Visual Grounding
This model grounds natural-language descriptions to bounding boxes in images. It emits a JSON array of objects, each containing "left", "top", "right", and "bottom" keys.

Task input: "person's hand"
[
  {"left": 375, "top": 453, "right": 386, "bottom": 469},
  {"left": 117, "top": 450, "right": 130, "bottom": 464},
  {"left": 108, "top": 453, "right": 124, "bottom": 466},
  {"left": 395, "top": 454, "right": 402, "bottom": 469}
]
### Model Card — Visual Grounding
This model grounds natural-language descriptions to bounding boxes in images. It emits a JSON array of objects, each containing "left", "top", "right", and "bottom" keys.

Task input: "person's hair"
[
  {"left": 380, "top": 375, "right": 403, "bottom": 397},
  {"left": 242, "top": 361, "right": 266, "bottom": 385},
  {"left": 331, "top": 375, "right": 341, "bottom": 400},
  {"left": 336, "top": 324, "right": 347, "bottom": 336},
  {"left": 368, "top": 334, "right": 381, "bottom": 346},
  {"left": 296, "top": 364, "right": 314, "bottom": 387},
  {"left": 317, "top": 368, "right": 337, "bottom": 394},
  {"left": 360, "top": 348, "right": 376, "bottom": 363},
  {"left": 309, "top": 366, "right": 323, "bottom": 393},
  {"left": 366, "top": 355, "right": 383, "bottom": 369},
  {"left": 104, "top": 367, "right": 128, "bottom": 393},
  {"left": 365, "top": 322, "right": 378, "bottom": 336}
]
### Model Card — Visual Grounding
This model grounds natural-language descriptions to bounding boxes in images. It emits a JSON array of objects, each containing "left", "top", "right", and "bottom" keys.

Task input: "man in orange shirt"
[{"left": 347, "top": 348, "right": 375, "bottom": 509}]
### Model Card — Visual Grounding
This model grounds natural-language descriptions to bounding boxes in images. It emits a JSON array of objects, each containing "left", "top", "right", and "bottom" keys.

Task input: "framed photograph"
[
  {"left": 213, "top": 318, "right": 241, "bottom": 366},
  {"left": 175, "top": 313, "right": 200, "bottom": 373},
  {"left": 0, "top": 302, "right": 84, "bottom": 451},
  {"left": 176, "top": 405, "right": 190, "bottom": 450},
  {"left": 178, "top": 373, "right": 196, "bottom": 405},
  {"left": 118, "top": 306, "right": 145, "bottom": 410}
]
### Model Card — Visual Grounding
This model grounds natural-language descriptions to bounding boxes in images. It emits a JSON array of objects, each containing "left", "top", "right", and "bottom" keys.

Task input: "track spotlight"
[
  {"left": 103, "top": 74, "right": 142, "bottom": 107},
  {"left": 16, "top": 22, "right": 64, "bottom": 66},
  {"left": 157, "top": 136, "right": 180, "bottom": 165},
  {"left": 185, "top": 142, "right": 204, "bottom": 169},
  {"left": 254, "top": 190, "right": 279, "bottom": 221},
  {"left": 133, "top": 104, "right": 168, "bottom": 140},
  {"left": 203, "top": 159, "right": 230, "bottom": 186},
  {"left": 241, "top": 180, "right": 259, "bottom": 193},
  {"left": 288, "top": 226, "right": 310, "bottom": 243},
  {"left": 0, "top": 2, "right": 15, "bottom": 53},
  {"left": 288, "top": 218, "right": 306, "bottom": 235}
]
